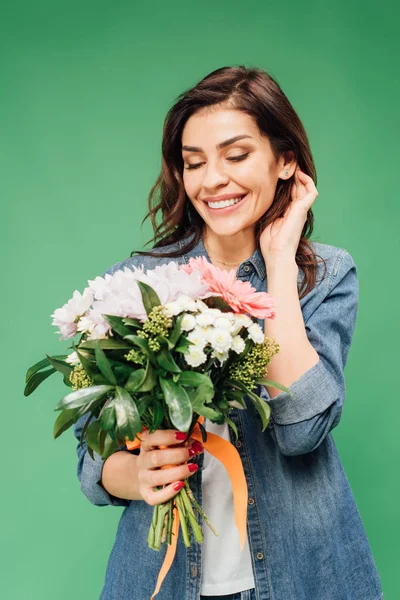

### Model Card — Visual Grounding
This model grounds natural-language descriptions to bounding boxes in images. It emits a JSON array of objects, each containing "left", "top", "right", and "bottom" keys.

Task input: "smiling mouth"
[{"left": 206, "top": 194, "right": 247, "bottom": 209}]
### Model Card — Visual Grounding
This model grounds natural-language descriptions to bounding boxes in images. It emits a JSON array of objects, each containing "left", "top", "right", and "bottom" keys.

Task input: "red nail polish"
[
  {"left": 175, "top": 432, "right": 188, "bottom": 441},
  {"left": 173, "top": 481, "right": 185, "bottom": 491},
  {"left": 191, "top": 440, "right": 204, "bottom": 454},
  {"left": 188, "top": 447, "right": 196, "bottom": 457},
  {"left": 188, "top": 463, "right": 198, "bottom": 473}
]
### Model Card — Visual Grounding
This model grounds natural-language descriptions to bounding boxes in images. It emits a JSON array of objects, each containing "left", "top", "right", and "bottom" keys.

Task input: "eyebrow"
[{"left": 182, "top": 134, "right": 253, "bottom": 153}]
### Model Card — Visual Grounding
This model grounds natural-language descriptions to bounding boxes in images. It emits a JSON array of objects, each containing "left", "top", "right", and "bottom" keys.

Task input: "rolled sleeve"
[
  {"left": 261, "top": 249, "right": 359, "bottom": 456},
  {"left": 73, "top": 412, "right": 131, "bottom": 507}
]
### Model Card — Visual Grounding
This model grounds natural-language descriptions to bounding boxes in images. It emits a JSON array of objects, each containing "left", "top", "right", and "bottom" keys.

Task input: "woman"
[{"left": 73, "top": 66, "right": 384, "bottom": 600}]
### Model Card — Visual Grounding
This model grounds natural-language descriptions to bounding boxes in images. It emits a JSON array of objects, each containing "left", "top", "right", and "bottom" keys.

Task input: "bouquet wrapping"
[{"left": 25, "top": 256, "right": 290, "bottom": 598}]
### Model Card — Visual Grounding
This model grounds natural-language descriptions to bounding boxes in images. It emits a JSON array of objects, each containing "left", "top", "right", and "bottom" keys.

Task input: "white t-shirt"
[{"left": 200, "top": 420, "right": 256, "bottom": 595}]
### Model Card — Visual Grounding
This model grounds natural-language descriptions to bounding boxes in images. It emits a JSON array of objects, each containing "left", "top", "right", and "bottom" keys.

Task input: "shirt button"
[
  {"left": 243, "top": 264, "right": 250, "bottom": 272},
  {"left": 235, "top": 440, "right": 242, "bottom": 448},
  {"left": 256, "top": 552, "right": 264, "bottom": 560},
  {"left": 248, "top": 497, "right": 255, "bottom": 505},
  {"left": 191, "top": 564, "right": 197, "bottom": 577}
]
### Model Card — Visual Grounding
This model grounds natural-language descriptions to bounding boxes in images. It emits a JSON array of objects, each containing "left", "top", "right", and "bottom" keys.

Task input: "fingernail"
[
  {"left": 175, "top": 432, "right": 188, "bottom": 441},
  {"left": 188, "top": 463, "right": 199, "bottom": 473},
  {"left": 191, "top": 440, "right": 204, "bottom": 454},
  {"left": 173, "top": 481, "right": 185, "bottom": 491},
  {"left": 188, "top": 446, "right": 196, "bottom": 457}
]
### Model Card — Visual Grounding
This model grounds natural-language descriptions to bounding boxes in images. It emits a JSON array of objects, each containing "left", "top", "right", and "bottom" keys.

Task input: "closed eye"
[{"left": 184, "top": 152, "right": 250, "bottom": 171}]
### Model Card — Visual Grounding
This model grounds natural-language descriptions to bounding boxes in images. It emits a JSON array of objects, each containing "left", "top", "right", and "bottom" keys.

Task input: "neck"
[{"left": 202, "top": 226, "right": 257, "bottom": 268}]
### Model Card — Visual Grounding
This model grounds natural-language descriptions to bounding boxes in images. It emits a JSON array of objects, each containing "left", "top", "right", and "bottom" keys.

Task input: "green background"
[{"left": 2, "top": 1, "right": 398, "bottom": 598}]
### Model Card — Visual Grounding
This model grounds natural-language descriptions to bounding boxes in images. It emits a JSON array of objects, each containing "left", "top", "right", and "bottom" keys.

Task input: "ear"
[{"left": 278, "top": 151, "right": 297, "bottom": 180}]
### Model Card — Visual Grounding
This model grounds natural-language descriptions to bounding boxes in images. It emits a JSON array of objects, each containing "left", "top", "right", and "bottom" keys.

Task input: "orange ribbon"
[{"left": 125, "top": 417, "right": 248, "bottom": 599}]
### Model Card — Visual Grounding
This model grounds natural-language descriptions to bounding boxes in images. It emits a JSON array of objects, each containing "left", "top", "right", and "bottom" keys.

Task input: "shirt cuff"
[
  {"left": 80, "top": 449, "right": 131, "bottom": 507},
  {"left": 261, "top": 359, "right": 339, "bottom": 425}
]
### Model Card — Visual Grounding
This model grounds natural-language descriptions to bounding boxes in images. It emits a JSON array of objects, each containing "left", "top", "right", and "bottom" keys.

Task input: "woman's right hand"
[{"left": 137, "top": 430, "right": 204, "bottom": 506}]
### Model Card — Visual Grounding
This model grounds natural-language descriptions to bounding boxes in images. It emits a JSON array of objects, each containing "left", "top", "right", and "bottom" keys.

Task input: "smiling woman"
[{"left": 73, "top": 65, "right": 384, "bottom": 600}]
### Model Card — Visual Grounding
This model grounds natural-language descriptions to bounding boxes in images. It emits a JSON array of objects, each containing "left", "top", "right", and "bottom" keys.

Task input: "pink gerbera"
[{"left": 181, "top": 256, "right": 276, "bottom": 319}]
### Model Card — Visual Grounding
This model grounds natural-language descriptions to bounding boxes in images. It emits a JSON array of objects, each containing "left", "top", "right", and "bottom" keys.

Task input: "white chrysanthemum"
[
  {"left": 187, "top": 327, "right": 208, "bottom": 349},
  {"left": 184, "top": 345, "right": 207, "bottom": 367},
  {"left": 181, "top": 314, "right": 197, "bottom": 332},
  {"left": 196, "top": 325, "right": 214, "bottom": 343},
  {"left": 231, "top": 335, "right": 246, "bottom": 354},
  {"left": 209, "top": 328, "right": 233, "bottom": 353},
  {"left": 51, "top": 287, "right": 94, "bottom": 340},
  {"left": 231, "top": 314, "right": 253, "bottom": 335},
  {"left": 214, "top": 316, "right": 232, "bottom": 330},
  {"left": 65, "top": 351, "right": 80, "bottom": 365},
  {"left": 247, "top": 322, "right": 264, "bottom": 344},
  {"left": 196, "top": 311, "right": 215, "bottom": 327},
  {"left": 211, "top": 349, "right": 229, "bottom": 365},
  {"left": 164, "top": 302, "right": 182, "bottom": 317}
]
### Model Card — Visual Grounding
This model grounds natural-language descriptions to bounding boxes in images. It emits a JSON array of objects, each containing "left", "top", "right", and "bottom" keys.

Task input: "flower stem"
[
  {"left": 184, "top": 480, "right": 219, "bottom": 536},
  {"left": 180, "top": 486, "right": 203, "bottom": 543},
  {"left": 175, "top": 492, "right": 191, "bottom": 547}
]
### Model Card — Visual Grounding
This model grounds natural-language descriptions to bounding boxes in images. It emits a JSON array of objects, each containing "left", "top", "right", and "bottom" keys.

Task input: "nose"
[{"left": 201, "top": 159, "right": 230, "bottom": 191}]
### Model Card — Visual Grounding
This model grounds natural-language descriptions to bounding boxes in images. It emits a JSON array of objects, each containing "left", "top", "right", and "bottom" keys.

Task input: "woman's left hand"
[{"left": 259, "top": 168, "right": 318, "bottom": 263}]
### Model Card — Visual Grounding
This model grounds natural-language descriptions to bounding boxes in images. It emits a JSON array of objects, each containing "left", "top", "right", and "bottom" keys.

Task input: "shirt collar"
[{"left": 178, "top": 231, "right": 267, "bottom": 281}]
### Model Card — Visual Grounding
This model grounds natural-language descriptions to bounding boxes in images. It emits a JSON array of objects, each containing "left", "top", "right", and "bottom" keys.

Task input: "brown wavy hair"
[{"left": 133, "top": 65, "right": 326, "bottom": 298}]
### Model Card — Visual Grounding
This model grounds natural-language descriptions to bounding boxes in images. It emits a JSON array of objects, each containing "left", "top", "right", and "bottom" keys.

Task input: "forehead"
[{"left": 181, "top": 108, "right": 261, "bottom": 146}]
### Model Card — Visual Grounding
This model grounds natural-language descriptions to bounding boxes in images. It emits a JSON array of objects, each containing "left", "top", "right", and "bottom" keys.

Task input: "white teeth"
[{"left": 207, "top": 195, "right": 245, "bottom": 209}]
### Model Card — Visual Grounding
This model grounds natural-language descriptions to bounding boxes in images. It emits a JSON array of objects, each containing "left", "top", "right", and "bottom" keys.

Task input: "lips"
[{"left": 205, "top": 193, "right": 248, "bottom": 212}]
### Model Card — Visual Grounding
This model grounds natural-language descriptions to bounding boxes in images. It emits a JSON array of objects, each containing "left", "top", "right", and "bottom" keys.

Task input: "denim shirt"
[{"left": 73, "top": 234, "right": 384, "bottom": 600}]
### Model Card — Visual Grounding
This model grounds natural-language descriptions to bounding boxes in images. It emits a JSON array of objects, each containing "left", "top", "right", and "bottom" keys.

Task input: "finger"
[
  {"left": 142, "top": 480, "right": 189, "bottom": 506},
  {"left": 141, "top": 429, "right": 188, "bottom": 451},
  {"left": 143, "top": 445, "right": 196, "bottom": 470},
  {"left": 145, "top": 462, "right": 199, "bottom": 488}
]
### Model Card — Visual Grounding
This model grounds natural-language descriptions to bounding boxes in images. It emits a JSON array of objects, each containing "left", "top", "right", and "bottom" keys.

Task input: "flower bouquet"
[{"left": 25, "top": 256, "right": 290, "bottom": 594}]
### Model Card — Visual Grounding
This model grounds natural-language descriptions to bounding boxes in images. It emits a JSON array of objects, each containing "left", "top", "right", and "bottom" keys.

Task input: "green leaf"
[
  {"left": 86, "top": 420, "right": 102, "bottom": 455},
  {"left": 25, "top": 355, "right": 67, "bottom": 383},
  {"left": 125, "top": 369, "right": 146, "bottom": 392},
  {"left": 156, "top": 349, "right": 181, "bottom": 373},
  {"left": 101, "top": 434, "right": 120, "bottom": 460},
  {"left": 24, "top": 367, "right": 57, "bottom": 396},
  {"left": 178, "top": 371, "right": 213, "bottom": 388},
  {"left": 249, "top": 394, "right": 271, "bottom": 432},
  {"left": 53, "top": 408, "right": 78, "bottom": 439},
  {"left": 100, "top": 398, "right": 116, "bottom": 432},
  {"left": 122, "top": 317, "right": 142, "bottom": 328},
  {"left": 102, "top": 315, "right": 133, "bottom": 338},
  {"left": 55, "top": 385, "right": 114, "bottom": 411},
  {"left": 159, "top": 377, "right": 192, "bottom": 432},
  {"left": 191, "top": 383, "right": 215, "bottom": 405},
  {"left": 94, "top": 340, "right": 117, "bottom": 385},
  {"left": 45, "top": 354, "right": 74, "bottom": 378},
  {"left": 225, "top": 417, "right": 238, "bottom": 442},
  {"left": 73, "top": 344, "right": 97, "bottom": 378},
  {"left": 168, "top": 314, "right": 184, "bottom": 348},
  {"left": 114, "top": 386, "right": 142, "bottom": 442},
  {"left": 80, "top": 339, "right": 132, "bottom": 350},
  {"left": 255, "top": 378, "right": 293, "bottom": 397},
  {"left": 137, "top": 361, "right": 156, "bottom": 392},
  {"left": 225, "top": 390, "right": 246, "bottom": 408},
  {"left": 136, "top": 280, "right": 161, "bottom": 315},
  {"left": 135, "top": 394, "right": 153, "bottom": 417},
  {"left": 150, "top": 401, "right": 164, "bottom": 432},
  {"left": 79, "top": 412, "right": 95, "bottom": 449}
]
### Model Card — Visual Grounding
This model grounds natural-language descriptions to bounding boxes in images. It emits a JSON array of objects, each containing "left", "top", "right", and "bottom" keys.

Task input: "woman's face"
[{"left": 181, "top": 107, "right": 294, "bottom": 239}]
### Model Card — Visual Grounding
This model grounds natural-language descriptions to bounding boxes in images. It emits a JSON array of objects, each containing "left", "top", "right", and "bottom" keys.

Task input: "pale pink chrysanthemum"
[{"left": 181, "top": 256, "right": 276, "bottom": 319}]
